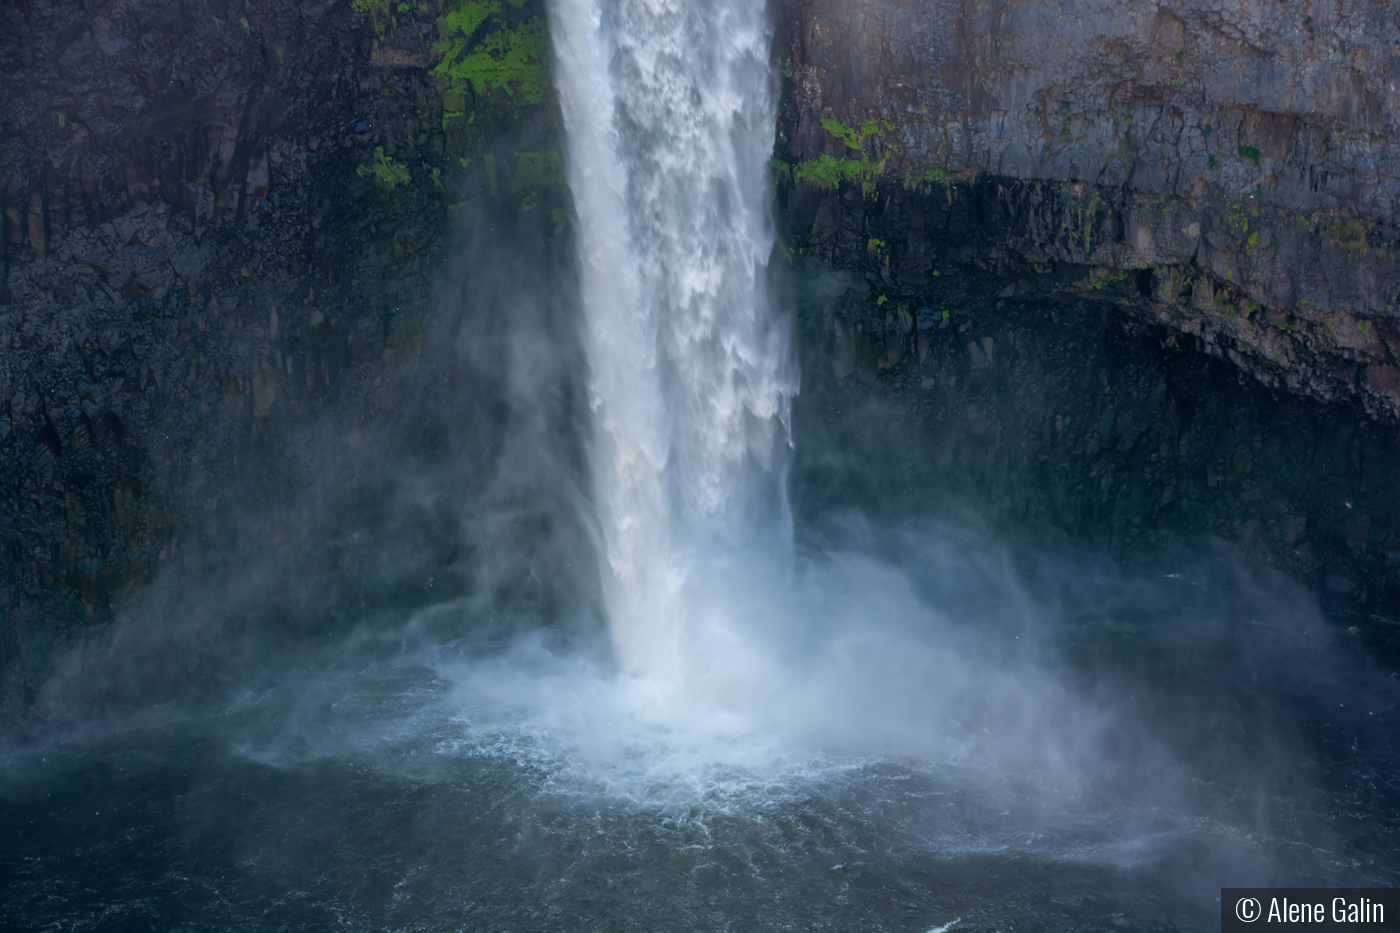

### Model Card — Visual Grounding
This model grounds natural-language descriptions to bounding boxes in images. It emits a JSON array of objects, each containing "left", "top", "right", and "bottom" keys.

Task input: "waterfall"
[{"left": 548, "top": 0, "right": 794, "bottom": 679}]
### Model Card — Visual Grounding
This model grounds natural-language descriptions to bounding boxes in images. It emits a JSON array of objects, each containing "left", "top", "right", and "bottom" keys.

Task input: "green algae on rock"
[
  {"left": 432, "top": 1, "right": 549, "bottom": 105},
  {"left": 358, "top": 147, "right": 414, "bottom": 192}
]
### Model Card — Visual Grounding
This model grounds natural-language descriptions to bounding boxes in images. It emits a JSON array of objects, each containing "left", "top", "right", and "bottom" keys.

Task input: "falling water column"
[{"left": 548, "top": 0, "right": 794, "bottom": 680}]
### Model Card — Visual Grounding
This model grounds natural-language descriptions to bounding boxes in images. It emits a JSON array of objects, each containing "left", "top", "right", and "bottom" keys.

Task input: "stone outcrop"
[
  {"left": 0, "top": 0, "right": 572, "bottom": 723},
  {"left": 775, "top": 0, "right": 1400, "bottom": 418}
]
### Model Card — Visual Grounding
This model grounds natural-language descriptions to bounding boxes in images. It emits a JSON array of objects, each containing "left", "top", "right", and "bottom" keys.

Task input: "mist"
[{"left": 3, "top": 0, "right": 1398, "bottom": 929}]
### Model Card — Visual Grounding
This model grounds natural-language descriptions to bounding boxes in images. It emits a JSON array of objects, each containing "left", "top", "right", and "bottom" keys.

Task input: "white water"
[
  {"left": 536, "top": 0, "right": 1137, "bottom": 810},
  {"left": 549, "top": 0, "right": 794, "bottom": 681},
  {"left": 540, "top": 1, "right": 1101, "bottom": 792}
]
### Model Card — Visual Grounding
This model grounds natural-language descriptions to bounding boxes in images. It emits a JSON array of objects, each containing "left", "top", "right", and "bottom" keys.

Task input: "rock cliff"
[
  {"left": 775, "top": 0, "right": 1400, "bottom": 417},
  {"left": 0, "top": 0, "right": 578, "bottom": 722},
  {"left": 3, "top": 0, "right": 1399, "bottom": 724},
  {"left": 771, "top": 0, "right": 1400, "bottom": 624}
]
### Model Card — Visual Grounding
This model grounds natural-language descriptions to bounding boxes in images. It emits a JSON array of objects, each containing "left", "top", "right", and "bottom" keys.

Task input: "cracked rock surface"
[{"left": 777, "top": 0, "right": 1400, "bottom": 417}]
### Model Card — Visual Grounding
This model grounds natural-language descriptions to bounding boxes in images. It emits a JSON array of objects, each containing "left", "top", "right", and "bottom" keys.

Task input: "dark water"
[{"left": 4, "top": 522, "right": 1399, "bottom": 931}]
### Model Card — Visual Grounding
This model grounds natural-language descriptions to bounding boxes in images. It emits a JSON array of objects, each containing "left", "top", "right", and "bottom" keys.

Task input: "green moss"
[
  {"left": 1320, "top": 214, "right": 1394, "bottom": 260},
  {"left": 436, "top": 1, "right": 499, "bottom": 52},
  {"left": 1326, "top": 216, "right": 1369, "bottom": 254},
  {"left": 822, "top": 117, "right": 864, "bottom": 151},
  {"left": 791, "top": 153, "right": 839, "bottom": 189},
  {"left": 1078, "top": 189, "right": 1104, "bottom": 256},
  {"left": 351, "top": 0, "right": 387, "bottom": 30},
  {"left": 351, "top": 0, "right": 411, "bottom": 36},
  {"left": 1088, "top": 270, "right": 1129, "bottom": 291},
  {"left": 792, "top": 153, "right": 884, "bottom": 196},
  {"left": 925, "top": 165, "right": 952, "bottom": 185},
  {"left": 1238, "top": 144, "right": 1261, "bottom": 166},
  {"left": 785, "top": 115, "right": 897, "bottom": 197},
  {"left": 820, "top": 116, "right": 894, "bottom": 152},
  {"left": 904, "top": 164, "right": 955, "bottom": 203},
  {"left": 432, "top": 1, "right": 548, "bottom": 105},
  {"left": 441, "top": 88, "right": 467, "bottom": 112},
  {"left": 357, "top": 147, "right": 412, "bottom": 191}
]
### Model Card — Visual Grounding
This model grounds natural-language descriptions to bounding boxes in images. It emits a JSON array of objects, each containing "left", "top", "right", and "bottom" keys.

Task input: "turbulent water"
[
  {"left": 551, "top": 0, "right": 793, "bottom": 678},
  {"left": 4, "top": 1, "right": 1400, "bottom": 930}
]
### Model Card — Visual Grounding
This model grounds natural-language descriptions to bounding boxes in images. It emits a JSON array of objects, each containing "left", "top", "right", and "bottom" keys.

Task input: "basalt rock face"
[
  {"left": 788, "top": 263, "right": 1400, "bottom": 617},
  {"left": 775, "top": 0, "right": 1400, "bottom": 418},
  {"left": 3, "top": 0, "right": 1400, "bottom": 725},
  {"left": 773, "top": 0, "right": 1400, "bottom": 613},
  {"left": 2, "top": 0, "right": 381, "bottom": 619},
  {"left": 0, "top": 0, "right": 573, "bottom": 726}
]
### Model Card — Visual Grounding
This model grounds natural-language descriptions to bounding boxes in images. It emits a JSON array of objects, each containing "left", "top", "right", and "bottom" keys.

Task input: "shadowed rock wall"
[
  {"left": 775, "top": 0, "right": 1400, "bottom": 417},
  {"left": 787, "top": 261, "right": 1400, "bottom": 615},
  {"left": 0, "top": 0, "right": 574, "bottom": 724}
]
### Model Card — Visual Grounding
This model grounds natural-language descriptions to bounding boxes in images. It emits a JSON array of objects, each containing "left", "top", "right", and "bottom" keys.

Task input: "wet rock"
[
  {"left": 0, "top": 0, "right": 568, "bottom": 726},
  {"left": 793, "top": 259, "right": 1400, "bottom": 615},
  {"left": 775, "top": 0, "right": 1400, "bottom": 420}
]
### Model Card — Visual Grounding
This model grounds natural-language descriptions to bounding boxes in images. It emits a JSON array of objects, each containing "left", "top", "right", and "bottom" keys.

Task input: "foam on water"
[{"left": 426, "top": 529, "right": 1116, "bottom": 820}]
